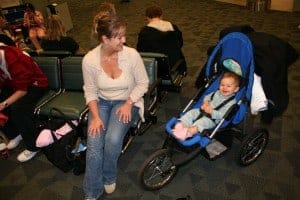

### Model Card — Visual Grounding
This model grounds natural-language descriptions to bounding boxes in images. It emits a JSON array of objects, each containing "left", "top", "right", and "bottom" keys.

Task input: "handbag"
[{"left": 40, "top": 108, "right": 86, "bottom": 174}]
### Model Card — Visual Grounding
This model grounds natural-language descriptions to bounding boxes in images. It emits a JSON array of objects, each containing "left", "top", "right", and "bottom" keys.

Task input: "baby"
[{"left": 173, "top": 71, "right": 240, "bottom": 140}]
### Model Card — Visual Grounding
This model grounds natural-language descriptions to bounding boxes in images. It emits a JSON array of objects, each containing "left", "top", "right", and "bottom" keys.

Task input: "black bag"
[{"left": 41, "top": 108, "right": 86, "bottom": 174}]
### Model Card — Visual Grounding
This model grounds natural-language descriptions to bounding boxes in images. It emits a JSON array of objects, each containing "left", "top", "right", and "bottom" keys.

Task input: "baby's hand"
[
  {"left": 201, "top": 100, "right": 212, "bottom": 114},
  {"left": 201, "top": 100, "right": 209, "bottom": 109}
]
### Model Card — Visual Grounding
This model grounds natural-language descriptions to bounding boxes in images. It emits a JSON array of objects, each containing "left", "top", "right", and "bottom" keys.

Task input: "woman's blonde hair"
[{"left": 44, "top": 15, "right": 66, "bottom": 41}]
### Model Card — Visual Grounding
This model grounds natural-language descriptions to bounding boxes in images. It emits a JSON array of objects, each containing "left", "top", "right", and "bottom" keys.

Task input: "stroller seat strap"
[{"left": 194, "top": 91, "right": 236, "bottom": 122}]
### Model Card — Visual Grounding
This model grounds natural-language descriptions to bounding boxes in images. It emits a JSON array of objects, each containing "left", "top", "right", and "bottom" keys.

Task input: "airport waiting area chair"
[
  {"left": 121, "top": 56, "right": 159, "bottom": 153},
  {"left": 35, "top": 56, "right": 88, "bottom": 123},
  {"left": 33, "top": 53, "right": 160, "bottom": 154},
  {"left": 140, "top": 52, "right": 186, "bottom": 101},
  {"left": 28, "top": 50, "right": 72, "bottom": 59},
  {"left": 32, "top": 56, "right": 62, "bottom": 112}
]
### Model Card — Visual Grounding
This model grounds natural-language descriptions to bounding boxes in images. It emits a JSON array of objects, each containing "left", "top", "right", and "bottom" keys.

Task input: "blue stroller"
[{"left": 138, "top": 32, "right": 269, "bottom": 190}]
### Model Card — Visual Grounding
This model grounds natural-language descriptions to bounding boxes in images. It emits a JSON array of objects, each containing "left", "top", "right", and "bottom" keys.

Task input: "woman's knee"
[
  {"left": 29, "top": 30, "right": 38, "bottom": 38},
  {"left": 87, "top": 133, "right": 103, "bottom": 150},
  {"left": 37, "top": 29, "right": 45, "bottom": 37}
]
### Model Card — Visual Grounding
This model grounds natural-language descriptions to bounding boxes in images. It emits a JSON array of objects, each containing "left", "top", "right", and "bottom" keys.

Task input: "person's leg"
[
  {"left": 10, "top": 87, "right": 46, "bottom": 151},
  {"left": 179, "top": 109, "right": 201, "bottom": 127},
  {"left": 193, "top": 117, "right": 215, "bottom": 133},
  {"left": 83, "top": 101, "right": 109, "bottom": 199},
  {"left": 83, "top": 124, "right": 105, "bottom": 199},
  {"left": 103, "top": 101, "right": 138, "bottom": 185},
  {"left": 83, "top": 98, "right": 138, "bottom": 198},
  {"left": 0, "top": 88, "right": 20, "bottom": 140}
]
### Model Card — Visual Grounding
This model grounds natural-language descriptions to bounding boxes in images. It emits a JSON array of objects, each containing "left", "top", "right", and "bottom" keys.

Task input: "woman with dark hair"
[{"left": 23, "top": 2, "right": 46, "bottom": 53}]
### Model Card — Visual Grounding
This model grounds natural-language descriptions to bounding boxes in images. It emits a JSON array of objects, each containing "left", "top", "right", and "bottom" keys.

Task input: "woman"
[
  {"left": 82, "top": 14, "right": 149, "bottom": 199},
  {"left": 23, "top": 3, "right": 46, "bottom": 53},
  {"left": 0, "top": 43, "right": 48, "bottom": 162},
  {"left": 41, "top": 14, "right": 81, "bottom": 55}
]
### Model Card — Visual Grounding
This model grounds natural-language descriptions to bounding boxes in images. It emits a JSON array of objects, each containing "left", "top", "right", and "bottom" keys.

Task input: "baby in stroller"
[
  {"left": 139, "top": 32, "right": 269, "bottom": 191},
  {"left": 172, "top": 71, "right": 240, "bottom": 141}
]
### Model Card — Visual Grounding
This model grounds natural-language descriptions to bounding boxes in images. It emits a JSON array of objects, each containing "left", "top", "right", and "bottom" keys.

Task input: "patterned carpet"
[{"left": 0, "top": 0, "right": 300, "bottom": 200}]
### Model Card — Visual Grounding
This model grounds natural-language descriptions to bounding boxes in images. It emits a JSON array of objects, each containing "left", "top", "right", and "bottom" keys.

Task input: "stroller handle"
[{"left": 165, "top": 117, "right": 211, "bottom": 147}]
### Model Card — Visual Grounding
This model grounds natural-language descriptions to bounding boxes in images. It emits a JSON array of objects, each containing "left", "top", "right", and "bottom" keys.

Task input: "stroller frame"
[{"left": 138, "top": 32, "right": 269, "bottom": 190}]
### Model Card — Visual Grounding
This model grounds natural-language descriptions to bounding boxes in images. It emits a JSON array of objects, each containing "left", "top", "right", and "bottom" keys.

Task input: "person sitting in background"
[
  {"left": 23, "top": 3, "right": 46, "bottom": 53},
  {"left": 137, "top": 4, "right": 187, "bottom": 75},
  {"left": 90, "top": 2, "right": 117, "bottom": 49},
  {"left": 0, "top": 14, "right": 15, "bottom": 46},
  {"left": 0, "top": 43, "right": 48, "bottom": 162},
  {"left": 40, "top": 14, "right": 82, "bottom": 55}
]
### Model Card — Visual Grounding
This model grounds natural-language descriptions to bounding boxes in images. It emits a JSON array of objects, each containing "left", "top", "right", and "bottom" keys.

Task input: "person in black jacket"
[
  {"left": 136, "top": 4, "right": 187, "bottom": 75},
  {"left": 246, "top": 31, "right": 298, "bottom": 123}
]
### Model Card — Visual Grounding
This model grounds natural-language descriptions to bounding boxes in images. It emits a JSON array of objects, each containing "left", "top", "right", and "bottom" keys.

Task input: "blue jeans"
[{"left": 83, "top": 98, "right": 138, "bottom": 199}]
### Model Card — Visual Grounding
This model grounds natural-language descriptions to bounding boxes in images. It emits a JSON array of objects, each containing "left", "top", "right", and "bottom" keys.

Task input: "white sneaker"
[
  {"left": 17, "top": 149, "right": 38, "bottom": 162},
  {"left": 7, "top": 135, "right": 22, "bottom": 150},
  {"left": 104, "top": 183, "right": 116, "bottom": 194},
  {"left": 0, "top": 143, "right": 7, "bottom": 151}
]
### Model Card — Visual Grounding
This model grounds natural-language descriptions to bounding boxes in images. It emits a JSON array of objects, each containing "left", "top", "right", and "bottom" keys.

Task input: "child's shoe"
[
  {"left": 172, "top": 122, "right": 188, "bottom": 140},
  {"left": 17, "top": 149, "right": 38, "bottom": 162}
]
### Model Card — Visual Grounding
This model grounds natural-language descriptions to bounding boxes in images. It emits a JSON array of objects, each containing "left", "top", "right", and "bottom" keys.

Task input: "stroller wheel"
[
  {"left": 138, "top": 149, "right": 177, "bottom": 190},
  {"left": 238, "top": 128, "right": 269, "bottom": 166}
]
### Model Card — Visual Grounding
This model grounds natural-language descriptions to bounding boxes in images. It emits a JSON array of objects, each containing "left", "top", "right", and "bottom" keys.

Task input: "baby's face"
[{"left": 219, "top": 77, "right": 239, "bottom": 96}]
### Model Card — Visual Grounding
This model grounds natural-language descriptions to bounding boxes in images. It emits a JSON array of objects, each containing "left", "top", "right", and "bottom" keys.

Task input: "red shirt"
[{"left": 0, "top": 45, "right": 48, "bottom": 91}]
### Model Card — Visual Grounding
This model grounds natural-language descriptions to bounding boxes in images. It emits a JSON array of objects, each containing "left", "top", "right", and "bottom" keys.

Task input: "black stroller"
[{"left": 138, "top": 32, "right": 269, "bottom": 190}]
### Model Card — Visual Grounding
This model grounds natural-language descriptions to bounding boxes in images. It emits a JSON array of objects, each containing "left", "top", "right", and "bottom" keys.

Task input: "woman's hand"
[
  {"left": 88, "top": 117, "right": 105, "bottom": 136},
  {"left": 116, "top": 100, "right": 133, "bottom": 124}
]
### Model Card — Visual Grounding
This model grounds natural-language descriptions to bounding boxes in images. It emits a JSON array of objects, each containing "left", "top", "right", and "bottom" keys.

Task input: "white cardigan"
[{"left": 82, "top": 44, "right": 149, "bottom": 120}]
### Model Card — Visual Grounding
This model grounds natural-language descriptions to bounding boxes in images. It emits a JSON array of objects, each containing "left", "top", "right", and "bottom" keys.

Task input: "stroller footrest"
[{"left": 202, "top": 139, "right": 229, "bottom": 160}]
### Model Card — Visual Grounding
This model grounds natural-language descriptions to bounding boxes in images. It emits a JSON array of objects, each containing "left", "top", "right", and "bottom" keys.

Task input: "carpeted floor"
[{"left": 0, "top": 0, "right": 300, "bottom": 200}]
